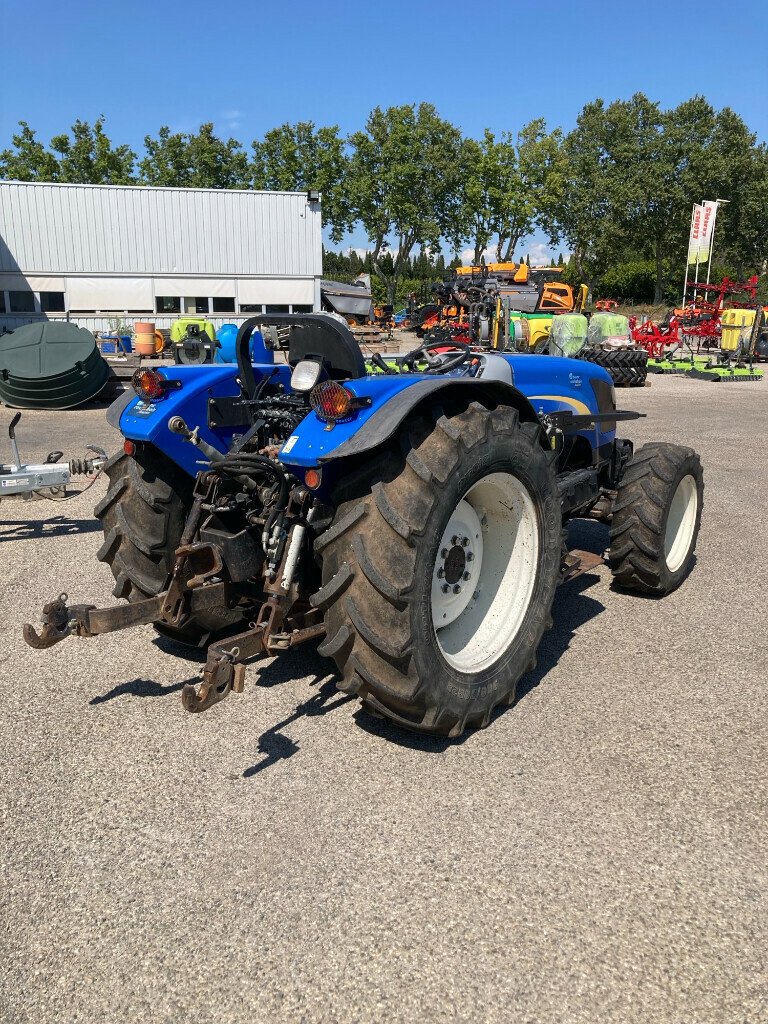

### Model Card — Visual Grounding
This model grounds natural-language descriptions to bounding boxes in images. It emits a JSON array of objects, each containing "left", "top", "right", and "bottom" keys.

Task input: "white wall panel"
[
  {"left": 237, "top": 278, "right": 314, "bottom": 304},
  {"left": 0, "top": 182, "right": 322, "bottom": 277},
  {"left": 0, "top": 274, "right": 65, "bottom": 291},
  {"left": 67, "top": 276, "right": 154, "bottom": 309},
  {"left": 153, "top": 277, "right": 236, "bottom": 297},
  {"left": 26, "top": 276, "right": 65, "bottom": 291}
]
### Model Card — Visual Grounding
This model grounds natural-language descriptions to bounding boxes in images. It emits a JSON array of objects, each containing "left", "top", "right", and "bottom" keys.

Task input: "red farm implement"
[
  {"left": 630, "top": 316, "right": 681, "bottom": 360},
  {"left": 675, "top": 276, "right": 760, "bottom": 350}
]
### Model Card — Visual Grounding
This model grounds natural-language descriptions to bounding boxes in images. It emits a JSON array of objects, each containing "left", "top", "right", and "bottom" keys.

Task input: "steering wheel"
[{"left": 403, "top": 338, "right": 472, "bottom": 375}]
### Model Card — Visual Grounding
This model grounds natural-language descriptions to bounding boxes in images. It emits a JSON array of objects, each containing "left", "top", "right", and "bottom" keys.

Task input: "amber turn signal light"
[
  {"left": 309, "top": 381, "right": 370, "bottom": 422},
  {"left": 131, "top": 369, "right": 180, "bottom": 401}
]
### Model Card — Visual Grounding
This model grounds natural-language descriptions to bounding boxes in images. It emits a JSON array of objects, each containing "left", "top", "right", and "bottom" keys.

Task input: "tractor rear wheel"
[
  {"left": 314, "top": 403, "right": 561, "bottom": 736},
  {"left": 608, "top": 443, "right": 703, "bottom": 594},
  {"left": 95, "top": 447, "right": 244, "bottom": 645},
  {"left": 580, "top": 346, "right": 648, "bottom": 386}
]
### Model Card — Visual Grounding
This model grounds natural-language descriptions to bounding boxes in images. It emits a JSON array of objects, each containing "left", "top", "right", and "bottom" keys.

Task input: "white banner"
[
  {"left": 153, "top": 278, "right": 236, "bottom": 298},
  {"left": 67, "top": 276, "right": 154, "bottom": 311},
  {"left": 237, "top": 278, "right": 315, "bottom": 306},
  {"left": 687, "top": 201, "right": 719, "bottom": 265},
  {"left": 697, "top": 201, "right": 719, "bottom": 264},
  {"left": 687, "top": 204, "right": 704, "bottom": 265}
]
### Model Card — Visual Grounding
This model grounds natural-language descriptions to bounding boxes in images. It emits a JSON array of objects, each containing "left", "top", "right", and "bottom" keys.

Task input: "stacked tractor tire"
[
  {"left": 549, "top": 312, "right": 648, "bottom": 387},
  {"left": 579, "top": 346, "right": 648, "bottom": 387},
  {"left": 579, "top": 312, "right": 648, "bottom": 387}
]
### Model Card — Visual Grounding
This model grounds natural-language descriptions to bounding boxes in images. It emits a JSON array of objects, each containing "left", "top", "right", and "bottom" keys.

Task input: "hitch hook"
[
  {"left": 23, "top": 593, "right": 95, "bottom": 650},
  {"left": 182, "top": 647, "right": 246, "bottom": 713}
]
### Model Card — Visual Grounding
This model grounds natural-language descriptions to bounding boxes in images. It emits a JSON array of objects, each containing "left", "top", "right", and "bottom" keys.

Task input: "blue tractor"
[{"left": 24, "top": 315, "right": 704, "bottom": 736}]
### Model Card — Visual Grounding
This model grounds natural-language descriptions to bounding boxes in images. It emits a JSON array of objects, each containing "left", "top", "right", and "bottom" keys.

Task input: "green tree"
[
  {"left": 0, "top": 121, "right": 60, "bottom": 180},
  {"left": 555, "top": 94, "right": 767, "bottom": 302},
  {"left": 139, "top": 123, "right": 249, "bottom": 188},
  {"left": 251, "top": 122, "right": 351, "bottom": 241},
  {"left": 50, "top": 117, "right": 136, "bottom": 184},
  {"left": 453, "top": 121, "right": 565, "bottom": 265},
  {"left": 347, "top": 103, "right": 464, "bottom": 305},
  {"left": 554, "top": 98, "right": 636, "bottom": 295},
  {"left": 702, "top": 115, "right": 768, "bottom": 277}
]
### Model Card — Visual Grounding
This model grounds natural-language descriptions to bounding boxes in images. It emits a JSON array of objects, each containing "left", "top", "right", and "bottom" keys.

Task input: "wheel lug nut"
[
  {"left": 441, "top": 584, "right": 450, "bottom": 594},
  {"left": 461, "top": 536, "right": 469, "bottom": 547},
  {"left": 451, "top": 535, "right": 459, "bottom": 545},
  {"left": 441, "top": 548, "right": 448, "bottom": 558},
  {"left": 466, "top": 552, "right": 474, "bottom": 562},
  {"left": 452, "top": 584, "right": 461, "bottom": 594},
  {"left": 437, "top": 568, "right": 444, "bottom": 579},
  {"left": 462, "top": 571, "right": 470, "bottom": 580}
]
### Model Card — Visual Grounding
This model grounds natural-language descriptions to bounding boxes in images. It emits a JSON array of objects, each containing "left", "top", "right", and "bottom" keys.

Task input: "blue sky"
[{"left": 2, "top": 0, "right": 767, "bottom": 262}]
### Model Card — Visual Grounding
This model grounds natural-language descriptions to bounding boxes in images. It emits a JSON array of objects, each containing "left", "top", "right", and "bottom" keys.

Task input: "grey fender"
[{"left": 318, "top": 378, "right": 545, "bottom": 464}]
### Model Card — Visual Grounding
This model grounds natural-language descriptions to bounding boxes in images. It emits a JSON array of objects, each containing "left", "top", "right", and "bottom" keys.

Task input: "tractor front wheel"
[
  {"left": 315, "top": 403, "right": 562, "bottom": 736},
  {"left": 609, "top": 443, "right": 703, "bottom": 594}
]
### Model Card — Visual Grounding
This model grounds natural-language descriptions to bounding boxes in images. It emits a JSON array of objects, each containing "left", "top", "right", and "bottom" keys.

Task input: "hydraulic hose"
[{"left": 221, "top": 452, "right": 289, "bottom": 510}]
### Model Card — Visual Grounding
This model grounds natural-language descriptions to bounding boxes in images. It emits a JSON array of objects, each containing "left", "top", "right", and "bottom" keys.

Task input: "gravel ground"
[{"left": 1, "top": 374, "right": 766, "bottom": 1024}]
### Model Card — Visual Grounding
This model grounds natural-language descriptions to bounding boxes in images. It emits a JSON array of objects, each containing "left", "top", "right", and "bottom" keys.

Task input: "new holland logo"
[{"left": 568, "top": 373, "right": 583, "bottom": 388}]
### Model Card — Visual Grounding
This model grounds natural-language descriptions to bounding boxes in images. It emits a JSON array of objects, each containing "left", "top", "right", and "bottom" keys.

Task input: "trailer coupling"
[{"left": 23, "top": 577, "right": 325, "bottom": 714}]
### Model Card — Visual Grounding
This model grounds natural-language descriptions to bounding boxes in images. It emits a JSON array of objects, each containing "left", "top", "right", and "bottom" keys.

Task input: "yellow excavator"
[{"left": 452, "top": 262, "right": 585, "bottom": 316}]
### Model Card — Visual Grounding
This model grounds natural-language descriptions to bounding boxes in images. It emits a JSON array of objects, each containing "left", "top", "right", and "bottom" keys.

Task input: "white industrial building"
[{"left": 0, "top": 181, "right": 323, "bottom": 333}]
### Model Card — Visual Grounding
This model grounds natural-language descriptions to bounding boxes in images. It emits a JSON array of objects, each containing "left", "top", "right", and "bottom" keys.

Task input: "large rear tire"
[
  {"left": 95, "top": 448, "right": 244, "bottom": 644},
  {"left": 314, "top": 403, "right": 562, "bottom": 736},
  {"left": 609, "top": 443, "right": 703, "bottom": 594}
]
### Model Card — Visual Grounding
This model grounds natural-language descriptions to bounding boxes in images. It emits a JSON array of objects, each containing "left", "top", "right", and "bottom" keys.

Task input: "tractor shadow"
[
  {"left": 0, "top": 516, "right": 102, "bottom": 542},
  {"left": 89, "top": 674, "right": 201, "bottom": 704},
  {"left": 242, "top": 644, "right": 353, "bottom": 776},
  {"left": 242, "top": 674, "right": 353, "bottom": 778}
]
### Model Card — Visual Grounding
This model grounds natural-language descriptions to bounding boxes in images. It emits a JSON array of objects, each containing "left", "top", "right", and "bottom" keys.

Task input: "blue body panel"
[
  {"left": 504, "top": 353, "right": 615, "bottom": 450},
  {"left": 118, "top": 354, "right": 614, "bottom": 480},
  {"left": 120, "top": 363, "right": 291, "bottom": 477},
  {"left": 277, "top": 354, "right": 614, "bottom": 470}
]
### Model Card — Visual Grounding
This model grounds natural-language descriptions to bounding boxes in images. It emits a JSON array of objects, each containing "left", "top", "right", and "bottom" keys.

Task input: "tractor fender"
[{"left": 316, "top": 378, "right": 545, "bottom": 464}]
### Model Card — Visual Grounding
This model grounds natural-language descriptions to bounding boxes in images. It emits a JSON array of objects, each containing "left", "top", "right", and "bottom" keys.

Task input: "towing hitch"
[
  {"left": 24, "top": 592, "right": 172, "bottom": 649},
  {"left": 23, "top": 583, "right": 325, "bottom": 714},
  {"left": 22, "top": 593, "right": 98, "bottom": 649}
]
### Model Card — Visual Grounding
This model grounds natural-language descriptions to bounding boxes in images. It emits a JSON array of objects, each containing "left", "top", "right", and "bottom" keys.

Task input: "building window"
[
  {"left": 156, "top": 296, "right": 181, "bottom": 314},
  {"left": 212, "top": 296, "right": 235, "bottom": 313},
  {"left": 40, "top": 291, "right": 65, "bottom": 312},
  {"left": 239, "top": 304, "right": 263, "bottom": 314},
  {"left": 8, "top": 290, "right": 35, "bottom": 313},
  {"left": 265, "top": 304, "right": 289, "bottom": 313},
  {"left": 184, "top": 297, "right": 210, "bottom": 315},
  {"left": 291, "top": 304, "right": 313, "bottom": 313}
]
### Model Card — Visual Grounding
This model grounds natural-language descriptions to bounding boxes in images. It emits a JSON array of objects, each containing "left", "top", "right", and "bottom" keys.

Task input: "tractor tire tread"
[
  {"left": 318, "top": 403, "right": 559, "bottom": 736},
  {"left": 608, "top": 443, "right": 703, "bottom": 594},
  {"left": 95, "top": 447, "right": 243, "bottom": 643}
]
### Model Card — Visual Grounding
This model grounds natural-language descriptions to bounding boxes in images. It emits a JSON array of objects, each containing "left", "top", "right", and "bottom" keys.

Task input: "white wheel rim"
[
  {"left": 664, "top": 474, "right": 698, "bottom": 573},
  {"left": 431, "top": 472, "right": 539, "bottom": 674}
]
